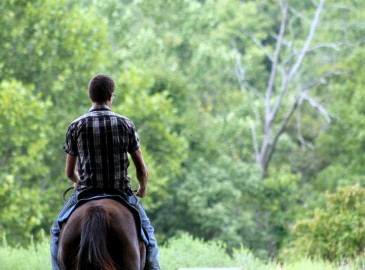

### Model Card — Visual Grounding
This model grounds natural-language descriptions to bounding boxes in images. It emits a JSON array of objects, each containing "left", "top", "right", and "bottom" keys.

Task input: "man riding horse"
[{"left": 50, "top": 74, "right": 160, "bottom": 269}]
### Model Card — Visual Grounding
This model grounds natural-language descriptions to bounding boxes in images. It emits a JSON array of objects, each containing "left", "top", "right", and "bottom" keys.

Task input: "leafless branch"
[
  {"left": 303, "top": 94, "right": 331, "bottom": 123},
  {"left": 250, "top": 120, "right": 260, "bottom": 163},
  {"left": 296, "top": 107, "right": 313, "bottom": 149},
  {"left": 235, "top": 51, "right": 263, "bottom": 99},
  {"left": 271, "top": 32, "right": 294, "bottom": 49},
  {"left": 308, "top": 42, "right": 341, "bottom": 51},
  {"left": 289, "top": 6, "right": 311, "bottom": 23},
  {"left": 298, "top": 70, "right": 343, "bottom": 123},
  {"left": 282, "top": 42, "right": 340, "bottom": 67},
  {"left": 331, "top": 4, "right": 355, "bottom": 12},
  {"left": 258, "top": 0, "right": 289, "bottom": 173},
  {"left": 302, "top": 69, "right": 343, "bottom": 91},
  {"left": 287, "top": 0, "right": 324, "bottom": 81},
  {"left": 265, "top": 90, "right": 307, "bottom": 167},
  {"left": 265, "top": 0, "right": 289, "bottom": 116},
  {"left": 270, "top": 0, "right": 325, "bottom": 127},
  {"left": 248, "top": 34, "right": 274, "bottom": 61},
  {"left": 263, "top": 68, "right": 340, "bottom": 173}
]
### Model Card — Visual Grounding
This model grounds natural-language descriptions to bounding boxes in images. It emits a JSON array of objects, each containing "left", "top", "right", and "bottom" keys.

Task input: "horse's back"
[{"left": 58, "top": 198, "right": 145, "bottom": 270}]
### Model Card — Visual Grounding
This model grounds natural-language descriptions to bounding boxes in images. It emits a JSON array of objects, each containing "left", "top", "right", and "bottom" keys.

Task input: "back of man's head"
[{"left": 88, "top": 74, "right": 115, "bottom": 102}]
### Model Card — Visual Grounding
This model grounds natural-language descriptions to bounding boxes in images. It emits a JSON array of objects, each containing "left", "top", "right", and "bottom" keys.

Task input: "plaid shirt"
[{"left": 63, "top": 105, "right": 141, "bottom": 190}]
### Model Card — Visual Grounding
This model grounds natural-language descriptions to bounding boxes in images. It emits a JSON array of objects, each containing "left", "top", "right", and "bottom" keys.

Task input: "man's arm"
[
  {"left": 130, "top": 148, "right": 149, "bottom": 198},
  {"left": 65, "top": 154, "right": 79, "bottom": 188}
]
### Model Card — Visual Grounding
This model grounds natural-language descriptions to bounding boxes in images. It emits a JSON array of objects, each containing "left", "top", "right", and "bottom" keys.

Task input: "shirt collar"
[{"left": 89, "top": 104, "right": 111, "bottom": 112}]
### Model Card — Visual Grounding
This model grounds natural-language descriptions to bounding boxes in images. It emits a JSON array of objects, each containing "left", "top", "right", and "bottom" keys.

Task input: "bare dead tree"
[{"left": 235, "top": 0, "right": 341, "bottom": 178}]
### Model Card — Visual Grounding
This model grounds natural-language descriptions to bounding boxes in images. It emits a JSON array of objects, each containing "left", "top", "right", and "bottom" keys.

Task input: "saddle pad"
[{"left": 57, "top": 194, "right": 149, "bottom": 245}]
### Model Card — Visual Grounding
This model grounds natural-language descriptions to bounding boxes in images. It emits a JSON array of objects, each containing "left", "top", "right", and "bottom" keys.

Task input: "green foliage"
[
  {"left": 246, "top": 170, "right": 306, "bottom": 257},
  {"left": 0, "top": 0, "right": 364, "bottom": 263},
  {"left": 314, "top": 48, "right": 365, "bottom": 190},
  {"left": 158, "top": 155, "right": 261, "bottom": 248},
  {"left": 283, "top": 183, "right": 365, "bottom": 261},
  {"left": 113, "top": 67, "right": 189, "bottom": 210},
  {"left": 0, "top": 80, "right": 52, "bottom": 184},
  {"left": 0, "top": 0, "right": 110, "bottom": 97},
  {"left": 0, "top": 176, "right": 47, "bottom": 246},
  {"left": 0, "top": 0, "right": 113, "bottom": 246}
]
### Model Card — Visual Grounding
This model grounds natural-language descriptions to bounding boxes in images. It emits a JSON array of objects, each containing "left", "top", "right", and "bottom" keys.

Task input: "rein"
[{"left": 63, "top": 186, "right": 74, "bottom": 201}]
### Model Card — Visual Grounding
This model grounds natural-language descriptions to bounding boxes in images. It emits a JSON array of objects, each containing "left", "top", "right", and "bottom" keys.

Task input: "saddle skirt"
[{"left": 57, "top": 191, "right": 149, "bottom": 246}]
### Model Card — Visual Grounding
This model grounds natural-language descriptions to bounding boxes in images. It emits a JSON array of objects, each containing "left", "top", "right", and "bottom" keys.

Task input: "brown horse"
[{"left": 58, "top": 198, "right": 146, "bottom": 270}]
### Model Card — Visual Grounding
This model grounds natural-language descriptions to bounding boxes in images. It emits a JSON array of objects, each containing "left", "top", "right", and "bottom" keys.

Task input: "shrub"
[
  {"left": 159, "top": 233, "right": 272, "bottom": 269},
  {"left": 283, "top": 183, "right": 365, "bottom": 261}
]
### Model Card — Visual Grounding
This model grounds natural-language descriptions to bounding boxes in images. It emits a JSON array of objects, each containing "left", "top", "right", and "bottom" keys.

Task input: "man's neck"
[{"left": 92, "top": 101, "right": 111, "bottom": 107}]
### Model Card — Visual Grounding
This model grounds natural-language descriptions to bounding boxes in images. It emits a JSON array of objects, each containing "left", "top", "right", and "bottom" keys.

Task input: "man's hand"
[
  {"left": 73, "top": 182, "right": 78, "bottom": 189},
  {"left": 136, "top": 184, "right": 147, "bottom": 198},
  {"left": 130, "top": 149, "right": 149, "bottom": 198}
]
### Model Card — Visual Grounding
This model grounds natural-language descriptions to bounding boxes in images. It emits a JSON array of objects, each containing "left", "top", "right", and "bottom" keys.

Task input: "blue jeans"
[{"left": 50, "top": 190, "right": 160, "bottom": 270}]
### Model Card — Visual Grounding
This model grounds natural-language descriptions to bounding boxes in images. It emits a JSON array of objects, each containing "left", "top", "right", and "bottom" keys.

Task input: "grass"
[
  {"left": 0, "top": 234, "right": 364, "bottom": 270},
  {"left": 0, "top": 236, "right": 51, "bottom": 270}
]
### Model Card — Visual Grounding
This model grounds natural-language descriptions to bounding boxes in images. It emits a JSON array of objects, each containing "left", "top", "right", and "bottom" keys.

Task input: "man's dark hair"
[{"left": 88, "top": 74, "right": 115, "bottom": 102}]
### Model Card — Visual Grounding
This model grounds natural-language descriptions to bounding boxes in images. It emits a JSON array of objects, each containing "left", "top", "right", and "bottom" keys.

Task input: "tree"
[
  {"left": 0, "top": 80, "right": 52, "bottom": 185},
  {"left": 0, "top": 80, "right": 53, "bottom": 245},
  {"left": 0, "top": 0, "right": 112, "bottom": 188},
  {"left": 0, "top": 0, "right": 112, "bottom": 244},
  {"left": 158, "top": 155, "right": 261, "bottom": 249},
  {"left": 235, "top": 0, "right": 340, "bottom": 177},
  {"left": 313, "top": 47, "right": 365, "bottom": 191},
  {"left": 113, "top": 67, "right": 189, "bottom": 210}
]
